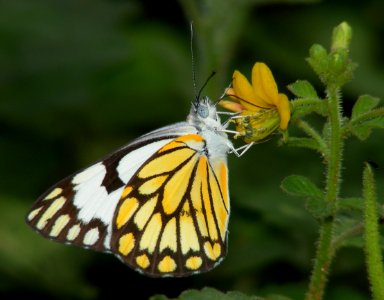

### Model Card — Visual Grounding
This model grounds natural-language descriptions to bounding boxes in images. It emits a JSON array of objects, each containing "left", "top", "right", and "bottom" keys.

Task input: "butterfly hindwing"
[{"left": 111, "top": 134, "right": 230, "bottom": 277}]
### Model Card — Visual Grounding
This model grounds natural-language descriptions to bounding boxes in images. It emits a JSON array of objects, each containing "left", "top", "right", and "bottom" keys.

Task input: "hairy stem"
[
  {"left": 296, "top": 119, "right": 328, "bottom": 158},
  {"left": 305, "top": 84, "right": 343, "bottom": 300},
  {"left": 363, "top": 163, "right": 384, "bottom": 300}
]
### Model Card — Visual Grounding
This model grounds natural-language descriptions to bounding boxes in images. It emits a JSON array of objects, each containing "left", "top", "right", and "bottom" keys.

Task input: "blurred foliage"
[
  {"left": 150, "top": 287, "right": 265, "bottom": 300},
  {"left": 1, "top": 0, "right": 384, "bottom": 299}
]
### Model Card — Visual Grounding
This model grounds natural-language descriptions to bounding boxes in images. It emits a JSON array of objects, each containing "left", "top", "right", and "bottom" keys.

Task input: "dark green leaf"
[
  {"left": 281, "top": 175, "right": 330, "bottom": 218},
  {"left": 281, "top": 175, "right": 323, "bottom": 199},
  {"left": 349, "top": 108, "right": 384, "bottom": 140},
  {"left": 284, "top": 137, "right": 322, "bottom": 152},
  {"left": 290, "top": 98, "right": 327, "bottom": 120},
  {"left": 351, "top": 95, "right": 380, "bottom": 120},
  {"left": 288, "top": 80, "right": 319, "bottom": 99},
  {"left": 350, "top": 125, "right": 372, "bottom": 140}
]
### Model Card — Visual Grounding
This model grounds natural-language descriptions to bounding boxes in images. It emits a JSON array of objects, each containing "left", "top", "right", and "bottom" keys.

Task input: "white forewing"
[{"left": 73, "top": 163, "right": 108, "bottom": 223}]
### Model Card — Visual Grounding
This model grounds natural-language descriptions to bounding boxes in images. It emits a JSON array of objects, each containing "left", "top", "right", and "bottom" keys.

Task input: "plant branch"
[
  {"left": 305, "top": 84, "right": 343, "bottom": 300},
  {"left": 363, "top": 163, "right": 384, "bottom": 300}
]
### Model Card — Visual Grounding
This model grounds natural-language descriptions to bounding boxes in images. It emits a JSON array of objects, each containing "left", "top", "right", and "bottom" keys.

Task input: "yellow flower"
[{"left": 221, "top": 62, "right": 291, "bottom": 143}]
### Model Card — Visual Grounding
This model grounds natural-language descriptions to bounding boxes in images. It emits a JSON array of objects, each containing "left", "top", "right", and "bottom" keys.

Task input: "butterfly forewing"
[
  {"left": 111, "top": 134, "right": 230, "bottom": 277},
  {"left": 26, "top": 134, "right": 181, "bottom": 252}
]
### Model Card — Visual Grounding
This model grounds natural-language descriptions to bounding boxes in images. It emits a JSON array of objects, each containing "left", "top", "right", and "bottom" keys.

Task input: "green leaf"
[
  {"left": 288, "top": 80, "right": 319, "bottom": 99},
  {"left": 150, "top": 287, "right": 264, "bottom": 300},
  {"left": 349, "top": 124, "right": 372, "bottom": 140},
  {"left": 281, "top": 175, "right": 323, "bottom": 199},
  {"left": 284, "top": 137, "right": 322, "bottom": 152},
  {"left": 349, "top": 107, "right": 384, "bottom": 140},
  {"left": 290, "top": 98, "right": 327, "bottom": 120},
  {"left": 281, "top": 175, "right": 330, "bottom": 218},
  {"left": 351, "top": 95, "right": 380, "bottom": 120}
]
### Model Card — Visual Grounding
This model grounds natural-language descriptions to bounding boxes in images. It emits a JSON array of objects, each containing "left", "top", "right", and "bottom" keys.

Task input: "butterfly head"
[{"left": 190, "top": 97, "right": 220, "bottom": 126}]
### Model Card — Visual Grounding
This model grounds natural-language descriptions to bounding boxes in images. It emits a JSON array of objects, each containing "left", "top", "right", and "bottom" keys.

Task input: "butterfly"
[{"left": 26, "top": 97, "right": 236, "bottom": 277}]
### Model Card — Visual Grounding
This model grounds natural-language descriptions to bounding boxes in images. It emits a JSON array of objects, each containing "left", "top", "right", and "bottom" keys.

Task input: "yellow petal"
[
  {"left": 225, "top": 87, "right": 235, "bottom": 97},
  {"left": 219, "top": 100, "right": 244, "bottom": 112},
  {"left": 252, "top": 62, "right": 279, "bottom": 107},
  {"left": 276, "top": 93, "right": 291, "bottom": 130},
  {"left": 225, "top": 87, "right": 243, "bottom": 104},
  {"left": 232, "top": 70, "right": 261, "bottom": 111}
]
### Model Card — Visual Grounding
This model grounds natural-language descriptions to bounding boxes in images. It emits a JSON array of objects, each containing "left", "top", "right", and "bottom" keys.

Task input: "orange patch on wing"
[
  {"left": 158, "top": 141, "right": 185, "bottom": 153},
  {"left": 120, "top": 186, "right": 133, "bottom": 199},
  {"left": 185, "top": 256, "right": 202, "bottom": 270},
  {"left": 138, "top": 148, "right": 195, "bottom": 179},
  {"left": 175, "top": 134, "right": 204, "bottom": 143},
  {"left": 204, "top": 241, "right": 221, "bottom": 261},
  {"left": 200, "top": 158, "right": 218, "bottom": 241},
  {"left": 118, "top": 233, "right": 135, "bottom": 256},
  {"left": 136, "top": 254, "right": 150, "bottom": 269},
  {"left": 162, "top": 155, "right": 197, "bottom": 215},
  {"left": 158, "top": 255, "right": 177, "bottom": 273},
  {"left": 134, "top": 195, "right": 158, "bottom": 230},
  {"left": 138, "top": 175, "right": 168, "bottom": 195},
  {"left": 209, "top": 166, "right": 228, "bottom": 241},
  {"left": 190, "top": 158, "right": 209, "bottom": 237},
  {"left": 175, "top": 134, "right": 205, "bottom": 152},
  {"left": 116, "top": 197, "right": 139, "bottom": 229},
  {"left": 218, "top": 162, "right": 229, "bottom": 210}
]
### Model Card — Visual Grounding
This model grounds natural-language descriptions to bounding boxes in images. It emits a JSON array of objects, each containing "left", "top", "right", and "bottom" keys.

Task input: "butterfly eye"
[{"left": 197, "top": 104, "right": 209, "bottom": 118}]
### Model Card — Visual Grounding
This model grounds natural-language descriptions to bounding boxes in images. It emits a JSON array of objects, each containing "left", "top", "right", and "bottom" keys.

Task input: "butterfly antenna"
[
  {"left": 226, "top": 93, "right": 267, "bottom": 109},
  {"left": 196, "top": 71, "right": 216, "bottom": 102},
  {"left": 190, "top": 22, "right": 216, "bottom": 103},
  {"left": 190, "top": 22, "right": 198, "bottom": 100}
]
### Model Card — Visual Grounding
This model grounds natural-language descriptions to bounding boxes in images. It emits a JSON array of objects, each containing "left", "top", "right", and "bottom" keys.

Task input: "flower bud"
[{"left": 331, "top": 22, "right": 352, "bottom": 51}]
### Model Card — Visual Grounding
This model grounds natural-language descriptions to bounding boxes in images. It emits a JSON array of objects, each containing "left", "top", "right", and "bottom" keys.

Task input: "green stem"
[
  {"left": 296, "top": 119, "right": 328, "bottom": 158},
  {"left": 305, "top": 84, "right": 343, "bottom": 300},
  {"left": 363, "top": 163, "right": 384, "bottom": 300}
]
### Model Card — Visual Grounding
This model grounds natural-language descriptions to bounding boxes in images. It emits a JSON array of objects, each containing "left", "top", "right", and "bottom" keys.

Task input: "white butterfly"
[{"left": 26, "top": 97, "right": 240, "bottom": 277}]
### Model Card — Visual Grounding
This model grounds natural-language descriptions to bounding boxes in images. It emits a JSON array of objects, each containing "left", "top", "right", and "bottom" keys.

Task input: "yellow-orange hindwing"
[{"left": 111, "top": 134, "right": 230, "bottom": 277}]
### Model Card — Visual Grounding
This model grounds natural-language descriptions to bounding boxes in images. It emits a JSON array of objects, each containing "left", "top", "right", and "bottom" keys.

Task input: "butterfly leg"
[
  {"left": 218, "top": 111, "right": 243, "bottom": 128},
  {"left": 229, "top": 142, "right": 254, "bottom": 157},
  {"left": 219, "top": 129, "right": 241, "bottom": 135},
  {"left": 216, "top": 111, "right": 239, "bottom": 116}
]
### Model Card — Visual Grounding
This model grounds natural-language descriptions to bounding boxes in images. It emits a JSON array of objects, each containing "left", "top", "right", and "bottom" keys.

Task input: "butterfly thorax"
[{"left": 187, "top": 97, "right": 232, "bottom": 159}]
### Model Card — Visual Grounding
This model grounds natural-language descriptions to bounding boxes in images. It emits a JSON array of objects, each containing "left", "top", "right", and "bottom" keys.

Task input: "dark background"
[{"left": 1, "top": 0, "right": 384, "bottom": 299}]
